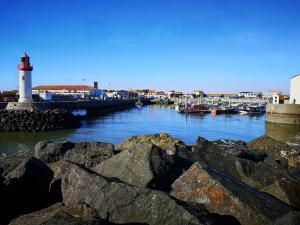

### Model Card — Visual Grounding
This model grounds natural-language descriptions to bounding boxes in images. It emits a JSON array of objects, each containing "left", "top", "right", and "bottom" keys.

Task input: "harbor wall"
[
  {"left": 266, "top": 104, "right": 300, "bottom": 125},
  {"left": 2, "top": 99, "right": 139, "bottom": 111}
]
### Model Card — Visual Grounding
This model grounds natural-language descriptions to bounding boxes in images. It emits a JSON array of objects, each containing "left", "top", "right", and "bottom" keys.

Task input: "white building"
[
  {"left": 32, "top": 85, "right": 106, "bottom": 100},
  {"left": 18, "top": 53, "right": 33, "bottom": 103},
  {"left": 290, "top": 74, "right": 300, "bottom": 104},
  {"left": 238, "top": 91, "right": 262, "bottom": 98}
]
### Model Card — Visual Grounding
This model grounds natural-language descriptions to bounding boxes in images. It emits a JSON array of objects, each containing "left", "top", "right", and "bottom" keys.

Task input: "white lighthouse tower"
[{"left": 18, "top": 53, "right": 33, "bottom": 103}]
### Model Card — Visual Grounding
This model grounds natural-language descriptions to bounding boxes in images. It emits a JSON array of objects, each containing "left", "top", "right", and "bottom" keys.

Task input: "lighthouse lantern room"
[{"left": 18, "top": 53, "right": 33, "bottom": 103}]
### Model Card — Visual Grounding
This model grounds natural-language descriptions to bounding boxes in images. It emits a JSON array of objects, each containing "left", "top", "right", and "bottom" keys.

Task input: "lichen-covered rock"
[
  {"left": 116, "top": 133, "right": 189, "bottom": 155},
  {"left": 170, "top": 163, "right": 292, "bottom": 225},
  {"left": 192, "top": 138, "right": 300, "bottom": 210},
  {"left": 93, "top": 142, "right": 180, "bottom": 191},
  {"left": 62, "top": 164, "right": 224, "bottom": 225},
  {"left": 248, "top": 135, "right": 300, "bottom": 167}
]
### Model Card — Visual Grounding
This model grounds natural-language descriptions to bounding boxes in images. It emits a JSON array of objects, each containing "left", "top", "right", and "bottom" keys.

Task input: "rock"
[
  {"left": 270, "top": 211, "right": 300, "bottom": 225},
  {"left": 116, "top": 133, "right": 189, "bottom": 155},
  {"left": 8, "top": 202, "right": 109, "bottom": 225},
  {"left": 36, "top": 141, "right": 115, "bottom": 167},
  {"left": 248, "top": 135, "right": 300, "bottom": 167},
  {"left": 64, "top": 142, "right": 115, "bottom": 168},
  {"left": 192, "top": 138, "right": 300, "bottom": 210},
  {"left": 35, "top": 141, "right": 75, "bottom": 163},
  {"left": 0, "top": 156, "right": 53, "bottom": 223},
  {"left": 62, "top": 164, "right": 223, "bottom": 225},
  {"left": 170, "top": 163, "right": 291, "bottom": 225},
  {"left": 0, "top": 155, "right": 27, "bottom": 177},
  {"left": 48, "top": 160, "right": 76, "bottom": 202},
  {"left": 93, "top": 142, "right": 181, "bottom": 191}
]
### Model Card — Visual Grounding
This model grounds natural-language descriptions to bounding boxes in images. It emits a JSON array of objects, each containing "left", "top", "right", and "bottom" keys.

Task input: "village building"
[{"left": 290, "top": 74, "right": 300, "bottom": 104}]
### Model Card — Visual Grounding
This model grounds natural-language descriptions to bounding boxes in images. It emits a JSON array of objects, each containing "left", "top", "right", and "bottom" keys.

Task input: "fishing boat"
[
  {"left": 186, "top": 104, "right": 209, "bottom": 115},
  {"left": 211, "top": 106, "right": 238, "bottom": 115},
  {"left": 135, "top": 100, "right": 143, "bottom": 109},
  {"left": 175, "top": 104, "right": 186, "bottom": 113},
  {"left": 239, "top": 104, "right": 266, "bottom": 114}
]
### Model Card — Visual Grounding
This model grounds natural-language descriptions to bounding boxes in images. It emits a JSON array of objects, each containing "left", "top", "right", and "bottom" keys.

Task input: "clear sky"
[{"left": 0, "top": 0, "right": 299, "bottom": 93}]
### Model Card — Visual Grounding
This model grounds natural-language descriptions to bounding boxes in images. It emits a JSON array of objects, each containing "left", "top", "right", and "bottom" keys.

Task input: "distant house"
[
  {"left": 155, "top": 91, "right": 167, "bottom": 99},
  {"left": 128, "top": 90, "right": 138, "bottom": 99},
  {"left": 290, "top": 74, "right": 300, "bottom": 104},
  {"left": 146, "top": 89, "right": 156, "bottom": 99},
  {"left": 166, "top": 90, "right": 183, "bottom": 98},
  {"left": 117, "top": 90, "right": 129, "bottom": 99},
  {"left": 193, "top": 90, "right": 205, "bottom": 97},
  {"left": 272, "top": 94, "right": 285, "bottom": 104}
]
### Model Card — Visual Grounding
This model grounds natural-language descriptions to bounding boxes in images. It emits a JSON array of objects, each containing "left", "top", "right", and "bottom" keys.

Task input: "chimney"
[{"left": 94, "top": 82, "right": 99, "bottom": 89}]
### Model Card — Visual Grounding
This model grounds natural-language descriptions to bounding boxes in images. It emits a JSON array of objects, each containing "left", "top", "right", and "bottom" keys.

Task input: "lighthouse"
[{"left": 18, "top": 53, "right": 33, "bottom": 103}]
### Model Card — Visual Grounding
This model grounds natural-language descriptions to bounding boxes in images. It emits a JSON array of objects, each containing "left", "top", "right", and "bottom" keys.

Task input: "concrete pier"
[{"left": 266, "top": 104, "right": 300, "bottom": 125}]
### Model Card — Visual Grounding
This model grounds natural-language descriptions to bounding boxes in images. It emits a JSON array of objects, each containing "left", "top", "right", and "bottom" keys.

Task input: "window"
[{"left": 22, "top": 76, "right": 25, "bottom": 81}]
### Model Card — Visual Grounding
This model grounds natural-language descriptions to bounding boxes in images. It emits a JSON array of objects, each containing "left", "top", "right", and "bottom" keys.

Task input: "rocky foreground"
[{"left": 0, "top": 134, "right": 300, "bottom": 225}]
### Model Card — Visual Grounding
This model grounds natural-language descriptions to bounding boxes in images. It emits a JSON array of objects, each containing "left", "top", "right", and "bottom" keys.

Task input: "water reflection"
[
  {"left": 265, "top": 123, "right": 300, "bottom": 146},
  {"left": 0, "top": 105, "right": 299, "bottom": 155}
]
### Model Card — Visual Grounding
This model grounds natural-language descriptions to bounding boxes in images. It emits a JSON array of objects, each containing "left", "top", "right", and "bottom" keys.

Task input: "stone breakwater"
[
  {"left": 0, "top": 109, "right": 79, "bottom": 132},
  {"left": 1, "top": 134, "right": 300, "bottom": 225}
]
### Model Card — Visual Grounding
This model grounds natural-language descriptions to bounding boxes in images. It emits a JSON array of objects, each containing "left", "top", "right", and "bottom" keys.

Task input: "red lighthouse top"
[{"left": 18, "top": 53, "right": 33, "bottom": 71}]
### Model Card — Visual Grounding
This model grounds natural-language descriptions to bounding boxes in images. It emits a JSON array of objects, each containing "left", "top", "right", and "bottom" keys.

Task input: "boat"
[
  {"left": 186, "top": 104, "right": 209, "bottom": 115},
  {"left": 239, "top": 104, "right": 266, "bottom": 114},
  {"left": 211, "top": 106, "right": 238, "bottom": 115},
  {"left": 135, "top": 100, "right": 143, "bottom": 109},
  {"left": 175, "top": 104, "right": 186, "bottom": 113}
]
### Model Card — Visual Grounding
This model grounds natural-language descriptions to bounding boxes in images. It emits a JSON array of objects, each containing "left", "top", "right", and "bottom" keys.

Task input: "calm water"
[{"left": 0, "top": 105, "right": 299, "bottom": 155}]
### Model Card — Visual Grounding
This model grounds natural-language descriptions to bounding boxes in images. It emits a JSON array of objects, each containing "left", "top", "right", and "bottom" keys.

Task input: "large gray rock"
[
  {"left": 116, "top": 133, "right": 189, "bottom": 155},
  {"left": 0, "top": 156, "right": 53, "bottom": 224},
  {"left": 62, "top": 164, "right": 224, "bottom": 225},
  {"left": 93, "top": 142, "right": 181, "bottom": 191},
  {"left": 0, "top": 155, "right": 27, "bottom": 177},
  {"left": 248, "top": 135, "right": 300, "bottom": 168},
  {"left": 170, "top": 163, "right": 292, "bottom": 225},
  {"left": 64, "top": 142, "right": 115, "bottom": 168},
  {"left": 35, "top": 141, "right": 75, "bottom": 163},
  {"left": 35, "top": 141, "right": 115, "bottom": 167}
]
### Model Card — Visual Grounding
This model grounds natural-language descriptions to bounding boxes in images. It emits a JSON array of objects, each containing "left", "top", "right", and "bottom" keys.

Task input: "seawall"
[
  {"left": 4, "top": 99, "right": 137, "bottom": 111},
  {"left": 266, "top": 104, "right": 300, "bottom": 125}
]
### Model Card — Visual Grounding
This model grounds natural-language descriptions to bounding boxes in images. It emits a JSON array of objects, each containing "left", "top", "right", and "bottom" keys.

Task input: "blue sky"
[{"left": 0, "top": 0, "right": 300, "bottom": 93}]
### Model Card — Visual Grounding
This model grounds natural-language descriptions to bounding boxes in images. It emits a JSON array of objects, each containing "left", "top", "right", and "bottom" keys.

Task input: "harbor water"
[{"left": 0, "top": 105, "right": 299, "bottom": 155}]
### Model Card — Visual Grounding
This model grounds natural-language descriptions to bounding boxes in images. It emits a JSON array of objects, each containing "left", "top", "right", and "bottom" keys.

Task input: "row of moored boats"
[{"left": 175, "top": 103, "right": 266, "bottom": 115}]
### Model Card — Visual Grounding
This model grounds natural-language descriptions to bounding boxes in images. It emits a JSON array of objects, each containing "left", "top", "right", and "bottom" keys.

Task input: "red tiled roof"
[
  {"left": 207, "top": 94, "right": 237, "bottom": 97},
  {"left": 33, "top": 85, "right": 94, "bottom": 91}
]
